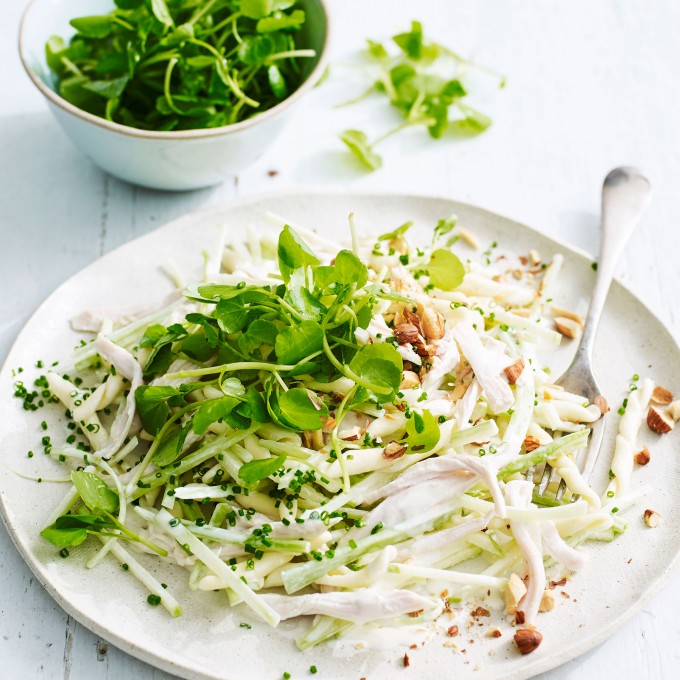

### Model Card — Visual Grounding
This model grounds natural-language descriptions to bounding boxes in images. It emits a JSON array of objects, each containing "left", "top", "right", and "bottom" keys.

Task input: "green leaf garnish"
[
  {"left": 339, "top": 21, "right": 503, "bottom": 171},
  {"left": 339, "top": 130, "right": 383, "bottom": 171},
  {"left": 403, "top": 410, "right": 440, "bottom": 452},
  {"left": 135, "top": 385, "right": 183, "bottom": 435},
  {"left": 349, "top": 343, "right": 402, "bottom": 401},
  {"left": 276, "top": 388, "right": 328, "bottom": 430},
  {"left": 377, "top": 221, "right": 413, "bottom": 242},
  {"left": 238, "top": 454, "right": 286, "bottom": 485},
  {"left": 71, "top": 471, "right": 119, "bottom": 514},
  {"left": 278, "top": 226, "right": 320, "bottom": 282},
  {"left": 193, "top": 397, "right": 240, "bottom": 435},
  {"left": 275, "top": 320, "right": 324, "bottom": 365},
  {"left": 428, "top": 249, "right": 465, "bottom": 290}
]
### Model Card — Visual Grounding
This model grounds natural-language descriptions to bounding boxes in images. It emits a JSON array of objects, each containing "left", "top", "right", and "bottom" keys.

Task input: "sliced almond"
[
  {"left": 594, "top": 395, "right": 610, "bottom": 415},
  {"left": 421, "top": 308, "right": 445, "bottom": 340},
  {"left": 394, "top": 323, "right": 420, "bottom": 345},
  {"left": 523, "top": 436, "right": 541, "bottom": 453},
  {"left": 634, "top": 446, "right": 651, "bottom": 466},
  {"left": 322, "top": 415, "right": 336, "bottom": 433},
  {"left": 458, "top": 227, "right": 480, "bottom": 250},
  {"left": 644, "top": 509, "right": 662, "bottom": 528},
  {"left": 554, "top": 317, "right": 582, "bottom": 339},
  {"left": 504, "top": 358, "right": 525, "bottom": 385},
  {"left": 529, "top": 249, "right": 541, "bottom": 266},
  {"left": 403, "top": 308, "right": 421, "bottom": 328},
  {"left": 505, "top": 573, "right": 527, "bottom": 614},
  {"left": 668, "top": 400, "right": 680, "bottom": 422},
  {"left": 651, "top": 385, "right": 674, "bottom": 405},
  {"left": 400, "top": 370, "right": 421, "bottom": 390},
  {"left": 538, "top": 590, "right": 555, "bottom": 612},
  {"left": 382, "top": 442, "right": 407, "bottom": 460},
  {"left": 647, "top": 406, "right": 674, "bottom": 434},
  {"left": 550, "top": 305, "right": 584, "bottom": 326}
]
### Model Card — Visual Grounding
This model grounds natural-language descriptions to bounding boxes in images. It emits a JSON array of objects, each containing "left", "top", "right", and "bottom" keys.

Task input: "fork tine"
[
  {"left": 579, "top": 417, "right": 606, "bottom": 481},
  {"left": 536, "top": 463, "right": 552, "bottom": 496},
  {"left": 532, "top": 417, "right": 606, "bottom": 503}
]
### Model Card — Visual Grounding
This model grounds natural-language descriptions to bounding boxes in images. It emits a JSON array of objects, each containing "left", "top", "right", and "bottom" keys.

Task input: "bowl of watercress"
[{"left": 19, "top": 0, "right": 329, "bottom": 190}]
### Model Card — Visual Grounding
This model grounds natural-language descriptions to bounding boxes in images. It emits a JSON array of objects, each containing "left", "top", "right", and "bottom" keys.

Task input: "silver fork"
[{"left": 534, "top": 167, "right": 652, "bottom": 500}]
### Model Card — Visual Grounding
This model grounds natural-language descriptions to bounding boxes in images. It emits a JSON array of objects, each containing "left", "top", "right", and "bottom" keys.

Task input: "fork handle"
[{"left": 572, "top": 167, "right": 652, "bottom": 370}]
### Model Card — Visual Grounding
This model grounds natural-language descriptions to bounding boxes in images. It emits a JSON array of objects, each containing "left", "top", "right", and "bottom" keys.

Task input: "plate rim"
[{"left": 1, "top": 188, "right": 679, "bottom": 680}]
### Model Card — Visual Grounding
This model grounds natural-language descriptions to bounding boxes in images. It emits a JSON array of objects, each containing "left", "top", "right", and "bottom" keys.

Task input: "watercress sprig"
[{"left": 340, "top": 20, "right": 504, "bottom": 171}]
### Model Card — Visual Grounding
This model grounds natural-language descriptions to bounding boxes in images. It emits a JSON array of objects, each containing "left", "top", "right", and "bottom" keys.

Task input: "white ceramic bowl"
[{"left": 19, "top": 0, "right": 330, "bottom": 191}]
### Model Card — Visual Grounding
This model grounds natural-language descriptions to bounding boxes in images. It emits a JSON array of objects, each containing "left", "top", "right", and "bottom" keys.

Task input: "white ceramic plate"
[{"left": 1, "top": 192, "right": 679, "bottom": 680}]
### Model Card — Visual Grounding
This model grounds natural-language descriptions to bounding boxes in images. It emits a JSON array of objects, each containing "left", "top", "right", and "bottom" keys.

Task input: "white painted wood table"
[{"left": 2, "top": 1, "right": 679, "bottom": 678}]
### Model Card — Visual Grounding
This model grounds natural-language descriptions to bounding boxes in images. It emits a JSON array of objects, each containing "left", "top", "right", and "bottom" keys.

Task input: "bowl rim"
[{"left": 18, "top": 0, "right": 331, "bottom": 141}]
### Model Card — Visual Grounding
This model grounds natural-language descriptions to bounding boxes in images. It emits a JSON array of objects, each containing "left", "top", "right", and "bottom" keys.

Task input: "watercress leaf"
[
  {"left": 377, "top": 221, "right": 413, "bottom": 242},
  {"left": 349, "top": 343, "right": 402, "bottom": 400},
  {"left": 339, "top": 129, "right": 382, "bottom": 171},
  {"left": 115, "top": 0, "right": 143, "bottom": 9},
  {"left": 428, "top": 248, "right": 465, "bottom": 290},
  {"left": 237, "top": 34, "right": 274, "bottom": 66},
  {"left": 224, "top": 409, "right": 251, "bottom": 430},
  {"left": 433, "top": 215, "right": 458, "bottom": 241},
  {"left": 332, "top": 250, "right": 368, "bottom": 287},
  {"left": 313, "top": 266, "right": 336, "bottom": 291},
  {"left": 240, "top": 0, "right": 274, "bottom": 21},
  {"left": 356, "top": 304, "right": 373, "bottom": 329},
  {"left": 45, "top": 36, "right": 66, "bottom": 73},
  {"left": 275, "top": 320, "right": 323, "bottom": 365},
  {"left": 215, "top": 298, "right": 248, "bottom": 334},
  {"left": 424, "top": 98, "right": 449, "bottom": 138},
  {"left": 277, "top": 388, "right": 328, "bottom": 430},
  {"left": 366, "top": 39, "right": 388, "bottom": 60},
  {"left": 41, "top": 525, "right": 88, "bottom": 548},
  {"left": 390, "top": 63, "right": 416, "bottom": 89},
  {"left": 135, "top": 385, "right": 181, "bottom": 435},
  {"left": 186, "top": 55, "right": 215, "bottom": 69},
  {"left": 152, "top": 424, "right": 190, "bottom": 467},
  {"left": 256, "top": 9, "right": 305, "bottom": 33},
  {"left": 277, "top": 225, "right": 320, "bottom": 282},
  {"left": 203, "top": 321, "right": 220, "bottom": 348},
  {"left": 220, "top": 377, "right": 246, "bottom": 398},
  {"left": 268, "top": 64, "right": 287, "bottom": 98},
  {"left": 456, "top": 102, "right": 492, "bottom": 131},
  {"left": 441, "top": 79, "right": 467, "bottom": 102},
  {"left": 180, "top": 333, "right": 215, "bottom": 361},
  {"left": 285, "top": 270, "right": 327, "bottom": 320},
  {"left": 235, "top": 385, "right": 269, "bottom": 423},
  {"left": 349, "top": 386, "right": 371, "bottom": 406},
  {"left": 238, "top": 454, "right": 286, "bottom": 485},
  {"left": 392, "top": 20, "right": 424, "bottom": 60},
  {"left": 71, "top": 471, "right": 119, "bottom": 514},
  {"left": 150, "top": 0, "right": 174, "bottom": 28},
  {"left": 164, "top": 23, "right": 195, "bottom": 44},
  {"left": 144, "top": 343, "right": 174, "bottom": 376},
  {"left": 193, "top": 397, "right": 240, "bottom": 435},
  {"left": 242, "top": 319, "right": 278, "bottom": 350},
  {"left": 403, "top": 409, "right": 440, "bottom": 452},
  {"left": 140, "top": 324, "right": 166, "bottom": 348},
  {"left": 83, "top": 75, "right": 130, "bottom": 100},
  {"left": 54, "top": 514, "right": 112, "bottom": 529},
  {"left": 70, "top": 16, "right": 113, "bottom": 39}
]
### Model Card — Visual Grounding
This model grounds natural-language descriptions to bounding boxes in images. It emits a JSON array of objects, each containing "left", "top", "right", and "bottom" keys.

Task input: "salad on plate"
[{"left": 14, "top": 212, "right": 674, "bottom": 657}]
